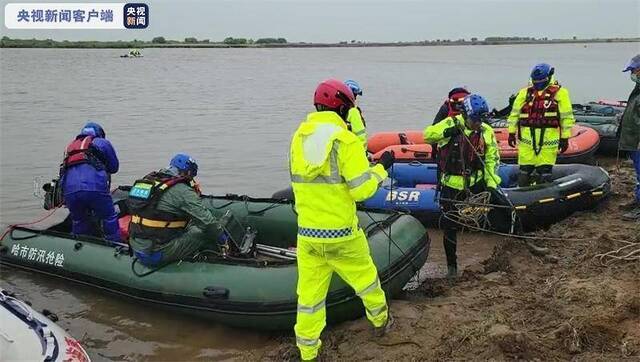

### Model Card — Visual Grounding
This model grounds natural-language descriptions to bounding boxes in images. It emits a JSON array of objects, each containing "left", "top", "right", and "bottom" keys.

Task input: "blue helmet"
[
  {"left": 463, "top": 94, "right": 489, "bottom": 122},
  {"left": 622, "top": 54, "right": 640, "bottom": 72},
  {"left": 530, "top": 63, "right": 554, "bottom": 90},
  {"left": 80, "top": 121, "right": 106, "bottom": 138},
  {"left": 170, "top": 153, "right": 198, "bottom": 176},
  {"left": 344, "top": 79, "right": 363, "bottom": 97}
]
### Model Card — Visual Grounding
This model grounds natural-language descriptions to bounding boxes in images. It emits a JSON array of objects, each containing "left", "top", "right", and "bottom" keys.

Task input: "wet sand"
[{"left": 245, "top": 157, "right": 640, "bottom": 361}]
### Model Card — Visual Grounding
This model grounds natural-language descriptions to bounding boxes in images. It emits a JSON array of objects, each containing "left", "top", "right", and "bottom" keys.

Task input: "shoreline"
[{"left": 2, "top": 37, "right": 638, "bottom": 49}]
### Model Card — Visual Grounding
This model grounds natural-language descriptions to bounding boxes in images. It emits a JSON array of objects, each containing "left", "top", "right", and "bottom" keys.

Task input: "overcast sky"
[{"left": 2, "top": 0, "right": 639, "bottom": 42}]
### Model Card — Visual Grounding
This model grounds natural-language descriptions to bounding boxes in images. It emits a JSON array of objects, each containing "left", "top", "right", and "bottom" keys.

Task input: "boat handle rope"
[
  {"left": 1, "top": 206, "right": 61, "bottom": 241},
  {"left": 362, "top": 208, "right": 422, "bottom": 281},
  {"left": 130, "top": 257, "right": 177, "bottom": 278},
  {"left": 364, "top": 161, "right": 423, "bottom": 282}
]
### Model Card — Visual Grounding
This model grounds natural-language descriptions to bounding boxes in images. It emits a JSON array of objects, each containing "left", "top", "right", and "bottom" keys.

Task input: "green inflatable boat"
[
  {"left": 0, "top": 191, "right": 429, "bottom": 330},
  {"left": 573, "top": 103, "right": 621, "bottom": 155}
]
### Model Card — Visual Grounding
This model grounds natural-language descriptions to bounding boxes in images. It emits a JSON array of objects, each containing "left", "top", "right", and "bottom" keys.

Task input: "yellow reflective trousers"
[{"left": 294, "top": 229, "right": 388, "bottom": 361}]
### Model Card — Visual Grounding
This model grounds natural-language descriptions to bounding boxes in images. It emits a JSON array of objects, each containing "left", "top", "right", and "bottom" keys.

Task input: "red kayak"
[{"left": 369, "top": 125, "right": 600, "bottom": 165}]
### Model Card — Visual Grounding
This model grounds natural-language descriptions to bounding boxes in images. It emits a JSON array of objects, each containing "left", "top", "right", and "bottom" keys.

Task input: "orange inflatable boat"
[{"left": 369, "top": 125, "right": 600, "bottom": 165}]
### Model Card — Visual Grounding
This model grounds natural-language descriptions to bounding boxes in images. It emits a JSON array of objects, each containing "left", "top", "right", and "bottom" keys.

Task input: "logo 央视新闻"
[{"left": 123, "top": 3, "right": 148, "bottom": 29}]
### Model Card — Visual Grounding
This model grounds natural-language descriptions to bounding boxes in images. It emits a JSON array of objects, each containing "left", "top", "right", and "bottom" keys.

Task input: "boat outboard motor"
[
  {"left": 217, "top": 210, "right": 257, "bottom": 257},
  {"left": 42, "top": 178, "right": 64, "bottom": 210}
]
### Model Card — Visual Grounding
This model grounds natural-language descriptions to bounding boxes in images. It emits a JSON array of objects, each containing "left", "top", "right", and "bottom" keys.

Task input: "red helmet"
[{"left": 313, "top": 79, "right": 356, "bottom": 110}]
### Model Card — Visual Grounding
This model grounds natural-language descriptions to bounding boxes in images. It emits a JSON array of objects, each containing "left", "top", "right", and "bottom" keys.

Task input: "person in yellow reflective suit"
[
  {"left": 424, "top": 94, "right": 501, "bottom": 278},
  {"left": 290, "top": 79, "right": 395, "bottom": 361},
  {"left": 344, "top": 79, "right": 368, "bottom": 150},
  {"left": 507, "top": 63, "right": 575, "bottom": 186}
]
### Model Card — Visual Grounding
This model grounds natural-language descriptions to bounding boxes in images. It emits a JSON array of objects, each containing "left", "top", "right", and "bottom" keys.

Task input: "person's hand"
[
  {"left": 377, "top": 150, "right": 395, "bottom": 170},
  {"left": 443, "top": 126, "right": 462, "bottom": 138},
  {"left": 489, "top": 108, "right": 499, "bottom": 117},
  {"left": 559, "top": 138, "right": 569, "bottom": 153},
  {"left": 508, "top": 133, "right": 517, "bottom": 148}
]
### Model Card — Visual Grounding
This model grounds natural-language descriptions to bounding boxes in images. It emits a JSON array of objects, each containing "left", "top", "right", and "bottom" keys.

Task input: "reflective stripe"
[
  {"left": 372, "top": 171, "right": 384, "bottom": 183},
  {"left": 296, "top": 336, "right": 320, "bottom": 347},
  {"left": 559, "top": 111, "right": 573, "bottom": 118},
  {"left": 519, "top": 138, "right": 559, "bottom": 146},
  {"left": 291, "top": 142, "right": 343, "bottom": 184},
  {"left": 298, "top": 227, "right": 353, "bottom": 238},
  {"left": 520, "top": 112, "right": 559, "bottom": 118},
  {"left": 356, "top": 278, "right": 379, "bottom": 297},
  {"left": 367, "top": 304, "right": 388, "bottom": 317},
  {"left": 297, "top": 300, "right": 326, "bottom": 314},
  {"left": 346, "top": 169, "right": 381, "bottom": 189},
  {"left": 354, "top": 129, "right": 366, "bottom": 136}
]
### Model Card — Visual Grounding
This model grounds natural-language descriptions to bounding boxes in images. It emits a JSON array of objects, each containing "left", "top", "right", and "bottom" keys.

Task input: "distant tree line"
[
  {"left": 1, "top": 35, "right": 635, "bottom": 49},
  {"left": 223, "top": 37, "right": 287, "bottom": 45},
  {"left": 1, "top": 36, "right": 144, "bottom": 48},
  {"left": 0, "top": 36, "right": 290, "bottom": 48}
]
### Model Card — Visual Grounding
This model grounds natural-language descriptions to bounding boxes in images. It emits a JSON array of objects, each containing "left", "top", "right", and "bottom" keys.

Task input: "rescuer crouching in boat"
[{"left": 127, "top": 154, "right": 225, "bottom": 266}]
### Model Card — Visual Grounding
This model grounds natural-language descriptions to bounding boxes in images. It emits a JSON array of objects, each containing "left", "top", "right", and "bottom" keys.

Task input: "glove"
[
  {"left": 377, "top": 150, "right": 395, "bottom": 170},
  {"left": 443, "top": 126, "right": 462, "bottom": 138},
  {"left": 559, "top": 138, "right": 569, "bottom": 153},
  {"left": 508, "top": 133, "right": 517, "bottom": 148},
  {"left": 489, "top": 108, "right": 499, "bottom": 117}
]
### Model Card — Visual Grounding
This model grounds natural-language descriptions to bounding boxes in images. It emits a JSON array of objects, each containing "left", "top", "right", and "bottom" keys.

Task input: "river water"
[{"left": 0, "top": 43, "right": 637, "bottom": 360}]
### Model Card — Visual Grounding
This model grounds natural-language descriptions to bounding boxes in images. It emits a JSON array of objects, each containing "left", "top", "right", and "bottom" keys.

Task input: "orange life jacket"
[{"left": 63, "top": 136, "right": 95, "bottom": 168}]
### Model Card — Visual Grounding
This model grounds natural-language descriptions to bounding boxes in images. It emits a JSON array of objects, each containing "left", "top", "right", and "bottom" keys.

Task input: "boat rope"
[
  {"left": 444, "top": 190, "right": 494, "bottom": 230},
  {"left": 130, "top": 257, "right": 177, "bottom": 278},
  {"left": 242, "top": 196, "right": 285, "bottom": 214},
  {"left": 439, "top": 210, "right": 636, "bottom": 245},
  {"left": 362, "top": 199, "right": 423, "bottom": 284},
  {"left": 593, "top": 240, "right": 640, "bottom": 265},
  {"left": 1, "top": 207, "right": 62, "bottom": 241},
  {"left": 454, "top": 127, "right": 521, "bottom": 234}
]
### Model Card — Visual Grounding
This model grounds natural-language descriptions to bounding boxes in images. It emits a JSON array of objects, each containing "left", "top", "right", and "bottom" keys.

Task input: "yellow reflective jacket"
[
  {"left": 424, "top": 115, "right": 501, "bottom": 190},
  {"left": 347, "top": 106, "right": 367, "bottom": 150},
  {"left": 507, "top": 78, "right": 575, "bottom": 144},
  {"left": 290, "top": 111, "right": 387, "bottom": 243}
]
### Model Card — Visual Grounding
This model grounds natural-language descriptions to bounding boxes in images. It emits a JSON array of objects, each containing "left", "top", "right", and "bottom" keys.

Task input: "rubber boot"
[
  {"left": 373, "top": 313, "right": 395, "bottom": 338},
  {"left": 447, "top": 264, "right": 458, "bottom": 280},
  {"left": 539, "top": 173, "right": 554, "bottom": 184},
  {"left": 517, "top": 171, "right": 531, "bottom": 187},
  {"left": 530, "top": 171, "right": 542, "bottom": 186}
]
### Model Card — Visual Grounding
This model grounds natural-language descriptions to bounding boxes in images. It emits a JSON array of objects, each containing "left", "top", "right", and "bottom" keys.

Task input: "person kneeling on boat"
[
  {"left": 290, "top": 79, "right": 395, "bottom": 361},
  {"left": 128, "top": 154, "right": 223, "bottom": 266},
  {"left": 61, "top": 121, "right": 121, "bottom": 244},
  {"left": 507, "top": 63, "right": 575, "bottom": 186},
  {"left": 424, "top": 94, "right": 501, "bottom": 279}
]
